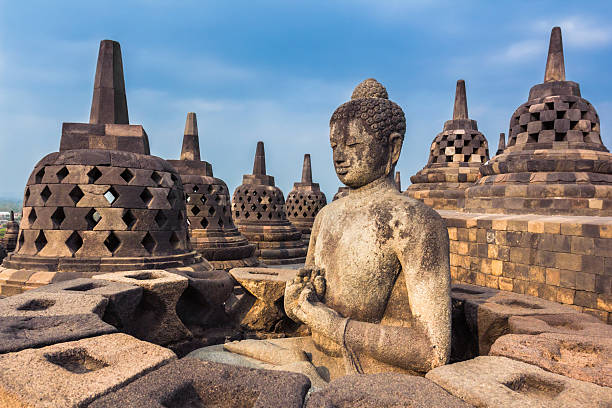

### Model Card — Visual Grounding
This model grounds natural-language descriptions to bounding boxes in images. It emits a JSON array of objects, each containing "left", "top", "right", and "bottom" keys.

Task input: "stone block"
[
  {"left": 173, "top": 269, "right": 233, "bottom": 330},
  {"left": 30, "top": 278, "right": 142, "bottom": 331},
  {"left": 89, "top": 358, "right": 309, "bottom": 408},
  {"left": 306, "top": 373, "right": 471, "bottom": 408},
  {"left": 94, "top": 270, "right": 191, "bottom": 345},
  {"left": 0, "top": 291, "right": 108, "bottom": 318},
  {"left": 0, "top": 314, "right": 116, "bottom": 354},
  {"left": 490, "top": 332, "right": 612, "bottom": 387},
  {"left": 229, "top": 267, "right": 297, "bottom": 331},
  {"left": 427, "top": 356, "right": 612, "bottom": 408},
  {"left": 0, "top": 333, "right": 176, "bottom": 407},
  {"left": 463, "top": 290, "right": 580, "bottom": 355}
]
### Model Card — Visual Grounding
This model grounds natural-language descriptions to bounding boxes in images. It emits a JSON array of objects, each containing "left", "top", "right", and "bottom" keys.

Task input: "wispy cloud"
[
  {"left": 534, "top": 17, "right": 612, "bottom": 48},
  {"left": 488, "top": 39, "right": 544, "bottom": 64}
]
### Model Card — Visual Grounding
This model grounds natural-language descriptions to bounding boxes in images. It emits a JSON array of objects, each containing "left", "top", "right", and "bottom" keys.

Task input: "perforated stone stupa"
[
  {"left": 1, "top": 211, "right": 19, "bottom": 253},
  {"left": 465, "top": 27, "right": 612, "bottom": 215},
  {"left": 285, "top": 154, "right": 327, "bottom": 244},
  {"left": 407, "top": 80, "right": 489, "bottom": 210},
  {"left": 167, "top": 112, "right": 257, "bottom": 270},
  {"left": 231, "top": 142, "right": 307, "bottom": 265},
  {"left": 0, "top": 40, "right": 208, "bottom": 291}
]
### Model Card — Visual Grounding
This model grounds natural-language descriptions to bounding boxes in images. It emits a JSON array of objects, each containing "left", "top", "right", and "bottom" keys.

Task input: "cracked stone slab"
[
  {"left": 490, "top": 332, "right": 612, "bottom": 388},
  {"left": 426, "top": 356, "right": 612, "bottom": 408},
  {"left": 0, "top": 291, "right": 108, "bottom": 318},
  {"left": 30, "top": 278, "right": 142, "bottom": 331},
  {"left": 0, "top": 333, "right": 176, "bottom": 408},
  {"left": 0, "top": 314, "right": 116, "bottom": 354},
  {"left": 463, "top": 290, "right": 580, "bottom": 355},
  {"left": 89, "top": 358, "right": 310, "bottom": 408},
  {"left": 94, "top": 270, "right": 191, "bottom": 345},
  {"left": 508, "top": 313, "right": 612, "bottom": 338},
  {"left": 306, "top": 373, "right": 471, "bottom": 408}
]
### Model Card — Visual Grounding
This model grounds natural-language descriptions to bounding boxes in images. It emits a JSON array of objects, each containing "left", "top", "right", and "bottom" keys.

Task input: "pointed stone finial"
[
  {"left": 395, "top": 171, "right": 401, "bottom": 191},
  {"left": 301, "top": 154, "right": 312, "bottom": 184},
  {"left": 9, "top": 211, "right": 14, "bottom": 221},
  {"left": 453, "top": 79, "right": 468, "bottom": 120},
  {"left": 544, "top": 27, "right": 565, "bottom": 82},
  {"left": 496, "top": 133, "right": 506, "bottom": 156},
  {"left": 89, "top": 40, "right": 129, "bottom": 125},
  {"left": 180, "top": 112, "right": 201, "bottom": 161},
  {"left": 253, "top": 141, "right": 266, "bottom": 175}
]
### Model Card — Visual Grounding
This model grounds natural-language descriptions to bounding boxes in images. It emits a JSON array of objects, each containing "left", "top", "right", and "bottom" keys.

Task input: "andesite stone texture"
[
  {"left": 167, "top": 112, "right": 258, "bottom": 270},
  {"left": 490, "top": 332, "right": 612, "bottom": 388},
  {"left": 229, "top": 267, "right": 297, "bottom": 331},
  {"left": 0, "top": 290, "right": 108, "bottom": 318},
  {"left": 306, "top": 373, "right": 472, "bottom": 408},
  {"left": 0, "top": 333, "right": 176, "bottom": 408},
  {"left": 232, "top": 141, "right": 308, "bottom": 265},
  {"left": 407, "top": 79, "right": 489, "bottom": 210},
  {"left": 285, "top": 154, "right": 327, "bottom": 245},
  {"left": 507, "top": 313, "right": 612, "bottom": 338},
  {"left": 30, "top": 277, "right": 142, "bottom": 331},
  {"left": 395, "top": 170, "right": 401, "bottom": 191},
  {"left": 426, "top": 356, "right": 612, "bottom": 408},
  {"left": 465, "top": 27, "right": 612, "bottom": 216},
  {"left": 0, "top": 40, "right": 210, "bottom": 295},
  {"left": 224, "top": 79, "right": 451, "bottom": 379},
  {"left": 496, "top": 132, "right": 506, "bottom": 156},
  {"left": 94, "top": 270, "right": 192, "bottom": 345},
  {"left": 89, "top": 358, "right": 310, "bottom": 408}
]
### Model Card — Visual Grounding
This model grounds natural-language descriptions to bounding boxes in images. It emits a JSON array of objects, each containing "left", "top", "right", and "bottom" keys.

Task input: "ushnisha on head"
[{"left": 330, "top": 78, "right": 406, "bottom": 188}]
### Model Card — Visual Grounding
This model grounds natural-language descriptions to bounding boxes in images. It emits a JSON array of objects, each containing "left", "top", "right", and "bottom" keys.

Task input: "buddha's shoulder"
[{"left": 374, "top": 192, "right": 445, "bottom": 228}]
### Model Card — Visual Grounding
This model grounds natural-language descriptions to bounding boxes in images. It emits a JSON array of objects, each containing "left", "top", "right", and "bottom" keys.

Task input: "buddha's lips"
[{"left": 336, "top": 167, "right": 350, "bottom": 175}]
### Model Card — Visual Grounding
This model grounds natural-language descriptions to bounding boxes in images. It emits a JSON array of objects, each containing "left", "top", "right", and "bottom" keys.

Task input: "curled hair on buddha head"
[{"left": 331, "top": 78, "right": 406, "bottom": 141}]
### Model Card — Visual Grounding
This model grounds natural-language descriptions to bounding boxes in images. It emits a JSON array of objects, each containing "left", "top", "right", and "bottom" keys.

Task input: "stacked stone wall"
[{"left": 439, "top": 210, "right": 612, "bottom": 323}]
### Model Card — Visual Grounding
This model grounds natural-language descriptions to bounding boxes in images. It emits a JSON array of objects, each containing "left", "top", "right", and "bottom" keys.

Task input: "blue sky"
[{"left": 1, "top": 1, "right": 611, "bottom": 200}]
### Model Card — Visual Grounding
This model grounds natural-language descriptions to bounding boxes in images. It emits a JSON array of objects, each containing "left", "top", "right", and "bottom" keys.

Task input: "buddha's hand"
[
  {"left": 295, "top": 286, "right": 346, "bottom": 344},
  {"left": 284, "top": 268, "right": 314, "bottom": 322}
]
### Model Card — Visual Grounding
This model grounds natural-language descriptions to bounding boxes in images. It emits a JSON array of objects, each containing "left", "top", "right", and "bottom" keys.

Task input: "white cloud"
[
  {"left": 534, "top": 17, "right": 612, "bottom": 48},
  {"left": 488, "top": 39, "right": 544, "bottom": 64}
]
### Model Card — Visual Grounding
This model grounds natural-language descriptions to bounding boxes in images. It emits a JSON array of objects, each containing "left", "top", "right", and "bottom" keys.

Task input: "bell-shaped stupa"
[
  {"left": 406, "top": 80, "right": 489, "bottom": 210},
  {"left": 1, "top": 211, "right": 19, "bottom": 253},
  {"left": 167, "top": 112, "right": 258, "bottom": 269},
  {"left": 1, "top": 40, "right": 209, "bottom": 293},
  {"left": 285, "top": 154, "right": 327, "bottom": 244},
  {"left": 231, "top": 142, "right": 307, "bottom": 265},
  {"left": 465, "top": 27, "right": 612, "bottom": 215}
]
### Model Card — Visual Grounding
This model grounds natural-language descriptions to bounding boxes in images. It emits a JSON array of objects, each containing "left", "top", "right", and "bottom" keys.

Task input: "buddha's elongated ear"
[{"left": 389, "top": 132, "right": 403, "bottom": 166}]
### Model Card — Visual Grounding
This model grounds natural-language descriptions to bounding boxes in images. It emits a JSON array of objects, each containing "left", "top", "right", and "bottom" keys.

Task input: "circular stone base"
[
  {"left": 190, "top": 230, "right": 259, "bottom": 270},
  {"left": 235, "top": 222, "right": 308, "bottom": 265}
]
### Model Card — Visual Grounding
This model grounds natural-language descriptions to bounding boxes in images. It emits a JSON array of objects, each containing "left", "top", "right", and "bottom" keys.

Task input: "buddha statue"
[{"left": 198, "top": 79, "right": 451, "bottom": 381}]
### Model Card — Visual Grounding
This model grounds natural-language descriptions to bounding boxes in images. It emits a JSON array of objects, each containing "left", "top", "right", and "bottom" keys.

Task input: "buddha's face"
[{"left": 330, "top": 118, "right": 396, "bottom": 188}]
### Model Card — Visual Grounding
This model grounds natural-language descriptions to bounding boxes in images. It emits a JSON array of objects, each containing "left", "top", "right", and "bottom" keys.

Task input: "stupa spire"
[
  {"left": 496, "top": 133, "right": 506, "bottom": 156},
  {"left": 395, "top": 171, "right": 401, "bottom": 191},
  {"left": 9, "top": 210, "right": 14, "bottom": 222},
  {"left": 253, "top": 141, "right": 266, "bottom": 175},
  {"left": 544, "top": 27, "right": 565, "bottom": 82},
  {"left": 301, "top": 154, "right": 312, "bottom": 183},
  {"left": 89, "top": 40, "right": 129, "bottom": 125},
  {"left": 180, "top": 112, "right": 201, "bottom": 161},
  {"left": 453, "top": 79, "right": 468, "bottom": 120}
]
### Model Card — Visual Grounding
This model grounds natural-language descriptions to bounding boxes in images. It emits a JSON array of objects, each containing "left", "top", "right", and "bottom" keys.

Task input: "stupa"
[
  {"left": 465, "top": 27, "right": 612, "bottom": 215},
  {"left": 332, "top": 187, "right": 349, "bottom": 201},
  {"left": 395, "top": 171, "right": 401, "bottom": 191},
  {"left": 495, "top": 133, "right": 506, "bottom": 156},
  {"left": 1, "top": 211, "right": 19, "bottom": 253},
  {"left": 231, "top": 142, "right": 307, "bottom": 265},
  {"left": 1, "top": 40, "right": 209, "bottom": 290},
  {"left": 406, "top": 80, "right": 489, "bottom": 210},
  {"left": 167, "top": 113, "right": 258, "bottom": 269},
  {"left": 285, "top": 154, "right": 327, "bottom": 244}
]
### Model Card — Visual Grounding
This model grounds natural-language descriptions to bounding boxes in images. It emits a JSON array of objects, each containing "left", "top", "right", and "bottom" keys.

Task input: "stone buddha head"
[{"left": 329, "top": 78, "right": 406, "bottom": 188}]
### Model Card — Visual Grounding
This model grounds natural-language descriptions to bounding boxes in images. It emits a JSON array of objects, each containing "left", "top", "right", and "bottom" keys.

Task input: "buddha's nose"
[{"left": 333, "top": 150, "right": 346, "bottom": 165}]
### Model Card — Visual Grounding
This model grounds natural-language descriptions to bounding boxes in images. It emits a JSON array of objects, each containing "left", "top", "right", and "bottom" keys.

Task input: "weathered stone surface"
[
  {"left": 168, "top": 112, "right": 258, "bottom": 270},
  {"left": 230, "top": 267, "right": 297, "bottom": 331},
  {"left": 508, "top": 313, "right": 612, "bottom": 338},
  {"left": 0, "top": 314, "right": 116, "bottom": 354},
  {"left": 306, "top": 373, "right": 472, "bottom": 408},
  {"left": 0, "top": 290, "right": 108, "bottom": 318},
  {"left": 89, "top": 358, "right": 310, "bottom": 408},
  {"left": 0, "top": 333, "right": 176, "bottom": 408},
  {"left": 463, "top": 289, "right": 579, "bottom": 355},
  {"left": 174, "top": 268, "right": 234, "bottom": 329},
  {"left": 490, "top": 332, "right": 612, "bottom": 388},
  {"left": 94, "top": 270, "right": 191, "bottom": 345},
  {"left": 30, "top": 277, "right": 142, "bottom": 331},
  {"left": 426, "top": 356, "right": 612, "bottom": 408},
  {"left": 232, "top": 141, "right": 308, "bottom": 265}
]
